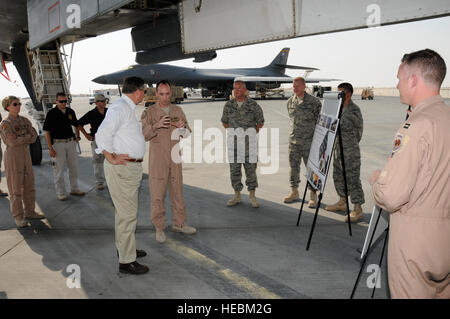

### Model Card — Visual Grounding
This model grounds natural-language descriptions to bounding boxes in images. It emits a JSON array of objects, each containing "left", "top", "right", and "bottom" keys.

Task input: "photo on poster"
[
  {"left": 318, "top": 114, "right": 337, "bottom": 132},
  {"left": 318, "top": 130, "right": 335, "bottom": 175},
  {"left": 330, "top": 118, "right": 338, "bottom": 132}
]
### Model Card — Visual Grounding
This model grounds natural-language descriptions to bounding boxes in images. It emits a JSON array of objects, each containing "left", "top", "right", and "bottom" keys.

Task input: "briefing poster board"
[{"left": 305, "top": 92, "right": 342, "bottom": 193}]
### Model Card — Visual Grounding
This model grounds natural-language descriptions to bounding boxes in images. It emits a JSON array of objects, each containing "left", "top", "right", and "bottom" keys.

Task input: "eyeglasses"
[
  {"left": 96, "top": 100, "right": 106, "bottom": 102},
  {"left": 57, "top": 100, "right": 68, "bottom": 103},
  {"left": 12, "top": 102, "right": 22, "bottom": 107}
]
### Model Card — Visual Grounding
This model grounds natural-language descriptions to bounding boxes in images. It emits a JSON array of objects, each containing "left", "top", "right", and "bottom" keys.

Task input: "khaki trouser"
[
  {"left": 0, "top": 140, "right": 3, "bottom": 182},
  {"left": 90, "top": 140, "right": 105, "bottom": 185},
  {"left": 0, "top": 140, "right": 3, "bottom": 183},
  {"left": 52, "top": 140, "right": 80, "bottom": 196},
  {"left": 149, "top": 163, "right": 186, "bottom": 231},
  {"left": 104, "top": 160, "right": 142, "bottom": 264}
]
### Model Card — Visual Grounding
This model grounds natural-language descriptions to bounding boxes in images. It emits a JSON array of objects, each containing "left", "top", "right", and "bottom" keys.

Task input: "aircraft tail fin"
[
  {"left": 267, "top": 48, "right": 319, "bottom": 74},
  {"left": 268, "top": 48, "right": 290, "bottom": 67}
]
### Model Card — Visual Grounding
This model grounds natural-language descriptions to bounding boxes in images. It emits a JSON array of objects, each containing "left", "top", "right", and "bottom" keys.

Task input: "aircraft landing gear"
[{"left": 224, "top": 89, "right": 232, "bottom": 100}]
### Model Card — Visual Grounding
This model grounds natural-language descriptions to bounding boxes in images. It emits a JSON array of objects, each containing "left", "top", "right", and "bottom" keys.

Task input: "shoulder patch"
[{"left": 390, "top": 132, "right": 409, "bottom": 158}]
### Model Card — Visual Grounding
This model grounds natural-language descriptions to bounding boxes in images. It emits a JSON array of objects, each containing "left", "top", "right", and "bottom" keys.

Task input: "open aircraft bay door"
[
  {"left": 179, "top": 0, "right": 450, "bottom": 54},
  {"left": 27, "top": 0, "right": 133, "bottom": 49}
]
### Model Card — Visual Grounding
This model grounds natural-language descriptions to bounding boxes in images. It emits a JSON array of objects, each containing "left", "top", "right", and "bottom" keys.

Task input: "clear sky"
[{"left": 1, "top": 15, "right": 450, "bottom": 99}]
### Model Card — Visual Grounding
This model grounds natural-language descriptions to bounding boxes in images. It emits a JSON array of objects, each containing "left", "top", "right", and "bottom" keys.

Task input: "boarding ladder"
[{"left": 25, "top": 40, "right": 74, "bottom": 154}]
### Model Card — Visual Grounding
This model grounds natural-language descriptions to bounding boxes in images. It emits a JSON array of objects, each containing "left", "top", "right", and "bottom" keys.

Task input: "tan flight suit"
[
  {"left": 141, "top": 103, "right": 191, "bottom": 231},
  {"left": 0, "top": 114, "right": 3, "bottom": 186},
  {"left": 372, "top": 95, "right": 450, "bottom": 299},
  {"left": 0, "top": 115, "right": 38, "bottom": 220}
]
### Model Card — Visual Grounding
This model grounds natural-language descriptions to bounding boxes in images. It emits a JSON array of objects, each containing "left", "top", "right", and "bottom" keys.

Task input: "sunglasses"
[
  {"left": 58, "top": 100, "right": 68, "bottom": 103},
  {"left": 12, "top": 102, "right": 22, "bottom": 107}
]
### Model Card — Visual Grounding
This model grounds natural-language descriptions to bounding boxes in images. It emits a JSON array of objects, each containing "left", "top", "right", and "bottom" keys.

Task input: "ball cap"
[{"left": 94, "top": 93, "right": 106, "bottom": 102}]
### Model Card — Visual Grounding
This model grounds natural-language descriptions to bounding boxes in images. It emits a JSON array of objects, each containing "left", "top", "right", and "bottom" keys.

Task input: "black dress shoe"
[
  {"left": 116, "top": 249, "right": 147, "bottom": 259},
  {"left": 136, "top": 249, "right": 147, "bottom": 258},
  {"left": 119, "top": 261, "right": 149, "bottom": 275}
]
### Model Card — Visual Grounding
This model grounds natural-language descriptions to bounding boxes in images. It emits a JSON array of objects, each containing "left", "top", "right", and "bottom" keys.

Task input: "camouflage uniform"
[
  {"left": 287, "top": 93, "right": 322, "bottom": 188},
  {"left": 221, "top": 97, "right": 264, "bottom": 191},
  {"left": 333, "top": 99, "right": 365, "bottom": 204}
]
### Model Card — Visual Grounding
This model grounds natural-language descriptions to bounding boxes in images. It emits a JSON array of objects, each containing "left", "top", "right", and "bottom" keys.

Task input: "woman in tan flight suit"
[{"left": 0, "top": 96, "right": 44, "bottom": 227}]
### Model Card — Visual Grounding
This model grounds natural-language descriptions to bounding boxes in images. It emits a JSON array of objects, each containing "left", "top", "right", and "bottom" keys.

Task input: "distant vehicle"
[
  {"left": 361, "top": 88, "right": 374, "bottom": 100},
  {"left": 248, "top": 88, "right": 287, "bottom": 99},
  {"left": 312, "top": 85, "right": 332, "bottom": 98},
  {"left": 89, "top": 90, "right": 111, "bottom": 105},
  {"left": 144, "top": 86, "right": 184, "bottom": 107},
  {"left": 184, "top": 88, "right": 202, "bottom": 99}
]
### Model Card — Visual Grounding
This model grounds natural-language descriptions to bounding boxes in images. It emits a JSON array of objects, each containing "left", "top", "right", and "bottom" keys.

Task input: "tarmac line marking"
[
  {"left": 166, "top": 238, "right": 281, "bottom": 299},
  {"left": 0, "top": 238, "right": 25, "bottom": 259}
]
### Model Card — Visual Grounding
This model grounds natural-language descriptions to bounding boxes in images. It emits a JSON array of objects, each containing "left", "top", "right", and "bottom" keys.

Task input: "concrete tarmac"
[{"left": 1, "top": 95, "right": 445, "bottom": 299}]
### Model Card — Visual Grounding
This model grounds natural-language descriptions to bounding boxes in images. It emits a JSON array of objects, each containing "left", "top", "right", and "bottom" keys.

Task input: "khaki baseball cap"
[{"left": 94, "top": 93, "right": 106, "bottom": 102}]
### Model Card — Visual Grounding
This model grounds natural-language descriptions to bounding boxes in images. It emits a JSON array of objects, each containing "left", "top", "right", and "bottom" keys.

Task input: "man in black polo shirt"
[
  {"left": 43, "top": 92, "right": 85, "bottom": 201},
  {"left": 78, "top": 93, "right": 108, "bottom": 190}
]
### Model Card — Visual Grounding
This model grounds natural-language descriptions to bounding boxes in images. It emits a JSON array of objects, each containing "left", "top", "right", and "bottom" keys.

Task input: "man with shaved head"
[
  {"left": 284, "top": 77, "right": 321, "bottom": 207},
  {"left": 371, "top": 49, "right": 450, "bottom": 298}
]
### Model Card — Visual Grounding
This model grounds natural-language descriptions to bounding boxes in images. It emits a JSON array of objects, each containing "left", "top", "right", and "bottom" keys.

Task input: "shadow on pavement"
[{"left": 0, "top": 155, "right": 388, "bottom": 299}]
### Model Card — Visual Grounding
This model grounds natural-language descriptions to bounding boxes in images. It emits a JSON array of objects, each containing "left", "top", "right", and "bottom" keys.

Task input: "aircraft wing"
[
  {"left": 235, "top": 76, "right": 339, "bottom": 83},
  {"left": 303, "top": 78, "right": 341, "bottom": 83},
  {"left": 274, "top": 64, "right": 319, "bottom": 71},
  {"left": 235, "top": 76, "right": 294, "bottom": 83}
]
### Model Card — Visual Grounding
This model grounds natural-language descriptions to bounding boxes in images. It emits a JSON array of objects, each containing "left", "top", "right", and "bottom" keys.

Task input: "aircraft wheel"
[{"left": 30, "top": 137, "right": 42, "bottom": 165}]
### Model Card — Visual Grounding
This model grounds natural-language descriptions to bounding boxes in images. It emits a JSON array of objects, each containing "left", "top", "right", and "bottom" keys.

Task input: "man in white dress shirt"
[{"left": 95, "top": 77, "right": 149, "bottom": 275}]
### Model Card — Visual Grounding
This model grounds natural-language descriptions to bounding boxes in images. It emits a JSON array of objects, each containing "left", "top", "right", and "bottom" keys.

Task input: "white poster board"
[
  {"left": 360, "top": 205, "right": 389, "bottom": 259},
  {"left": 305, "top": 92, "right": 342, "bottom": 193}
]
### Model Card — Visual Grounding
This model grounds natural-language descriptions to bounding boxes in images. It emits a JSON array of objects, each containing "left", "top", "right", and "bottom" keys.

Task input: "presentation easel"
[
  {"left": 296, "top": 91, "right": 352, "bottom": 250},
  {"left": 350, "top": 206, "right": 389, "bottom": 298}
]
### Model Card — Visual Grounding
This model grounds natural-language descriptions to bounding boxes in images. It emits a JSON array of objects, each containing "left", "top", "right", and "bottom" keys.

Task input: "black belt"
[
  {"left": 53, "top": 137, "right": 75, "bottom": 143},
  {"left": 126, "top": 158, "right": 143, "bottom": 163}
]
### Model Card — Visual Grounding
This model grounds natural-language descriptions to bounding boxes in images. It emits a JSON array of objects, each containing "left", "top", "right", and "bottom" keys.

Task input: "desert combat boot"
[
  {"left": 308, "top": 190, "right": 318, "bottom": 208},
  {"left": 325, "top": 197, "right": 348, "bottom": 212},
  {"left": 227, "top": 191, "right": 241, "bottom": 206},
  {"left": 284, "top": 188, "right": 300, "bottom": 203},
  {"left": 249, "top": 190, "right": 259, "bottom": 208},
  {"left": 344, "top": 204, "right": 363, "bottom": 223}
]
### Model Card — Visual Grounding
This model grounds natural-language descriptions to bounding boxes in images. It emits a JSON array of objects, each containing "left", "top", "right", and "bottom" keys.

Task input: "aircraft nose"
[{"left": 92, "top": 75, "right": 107, "bottom": 84}]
